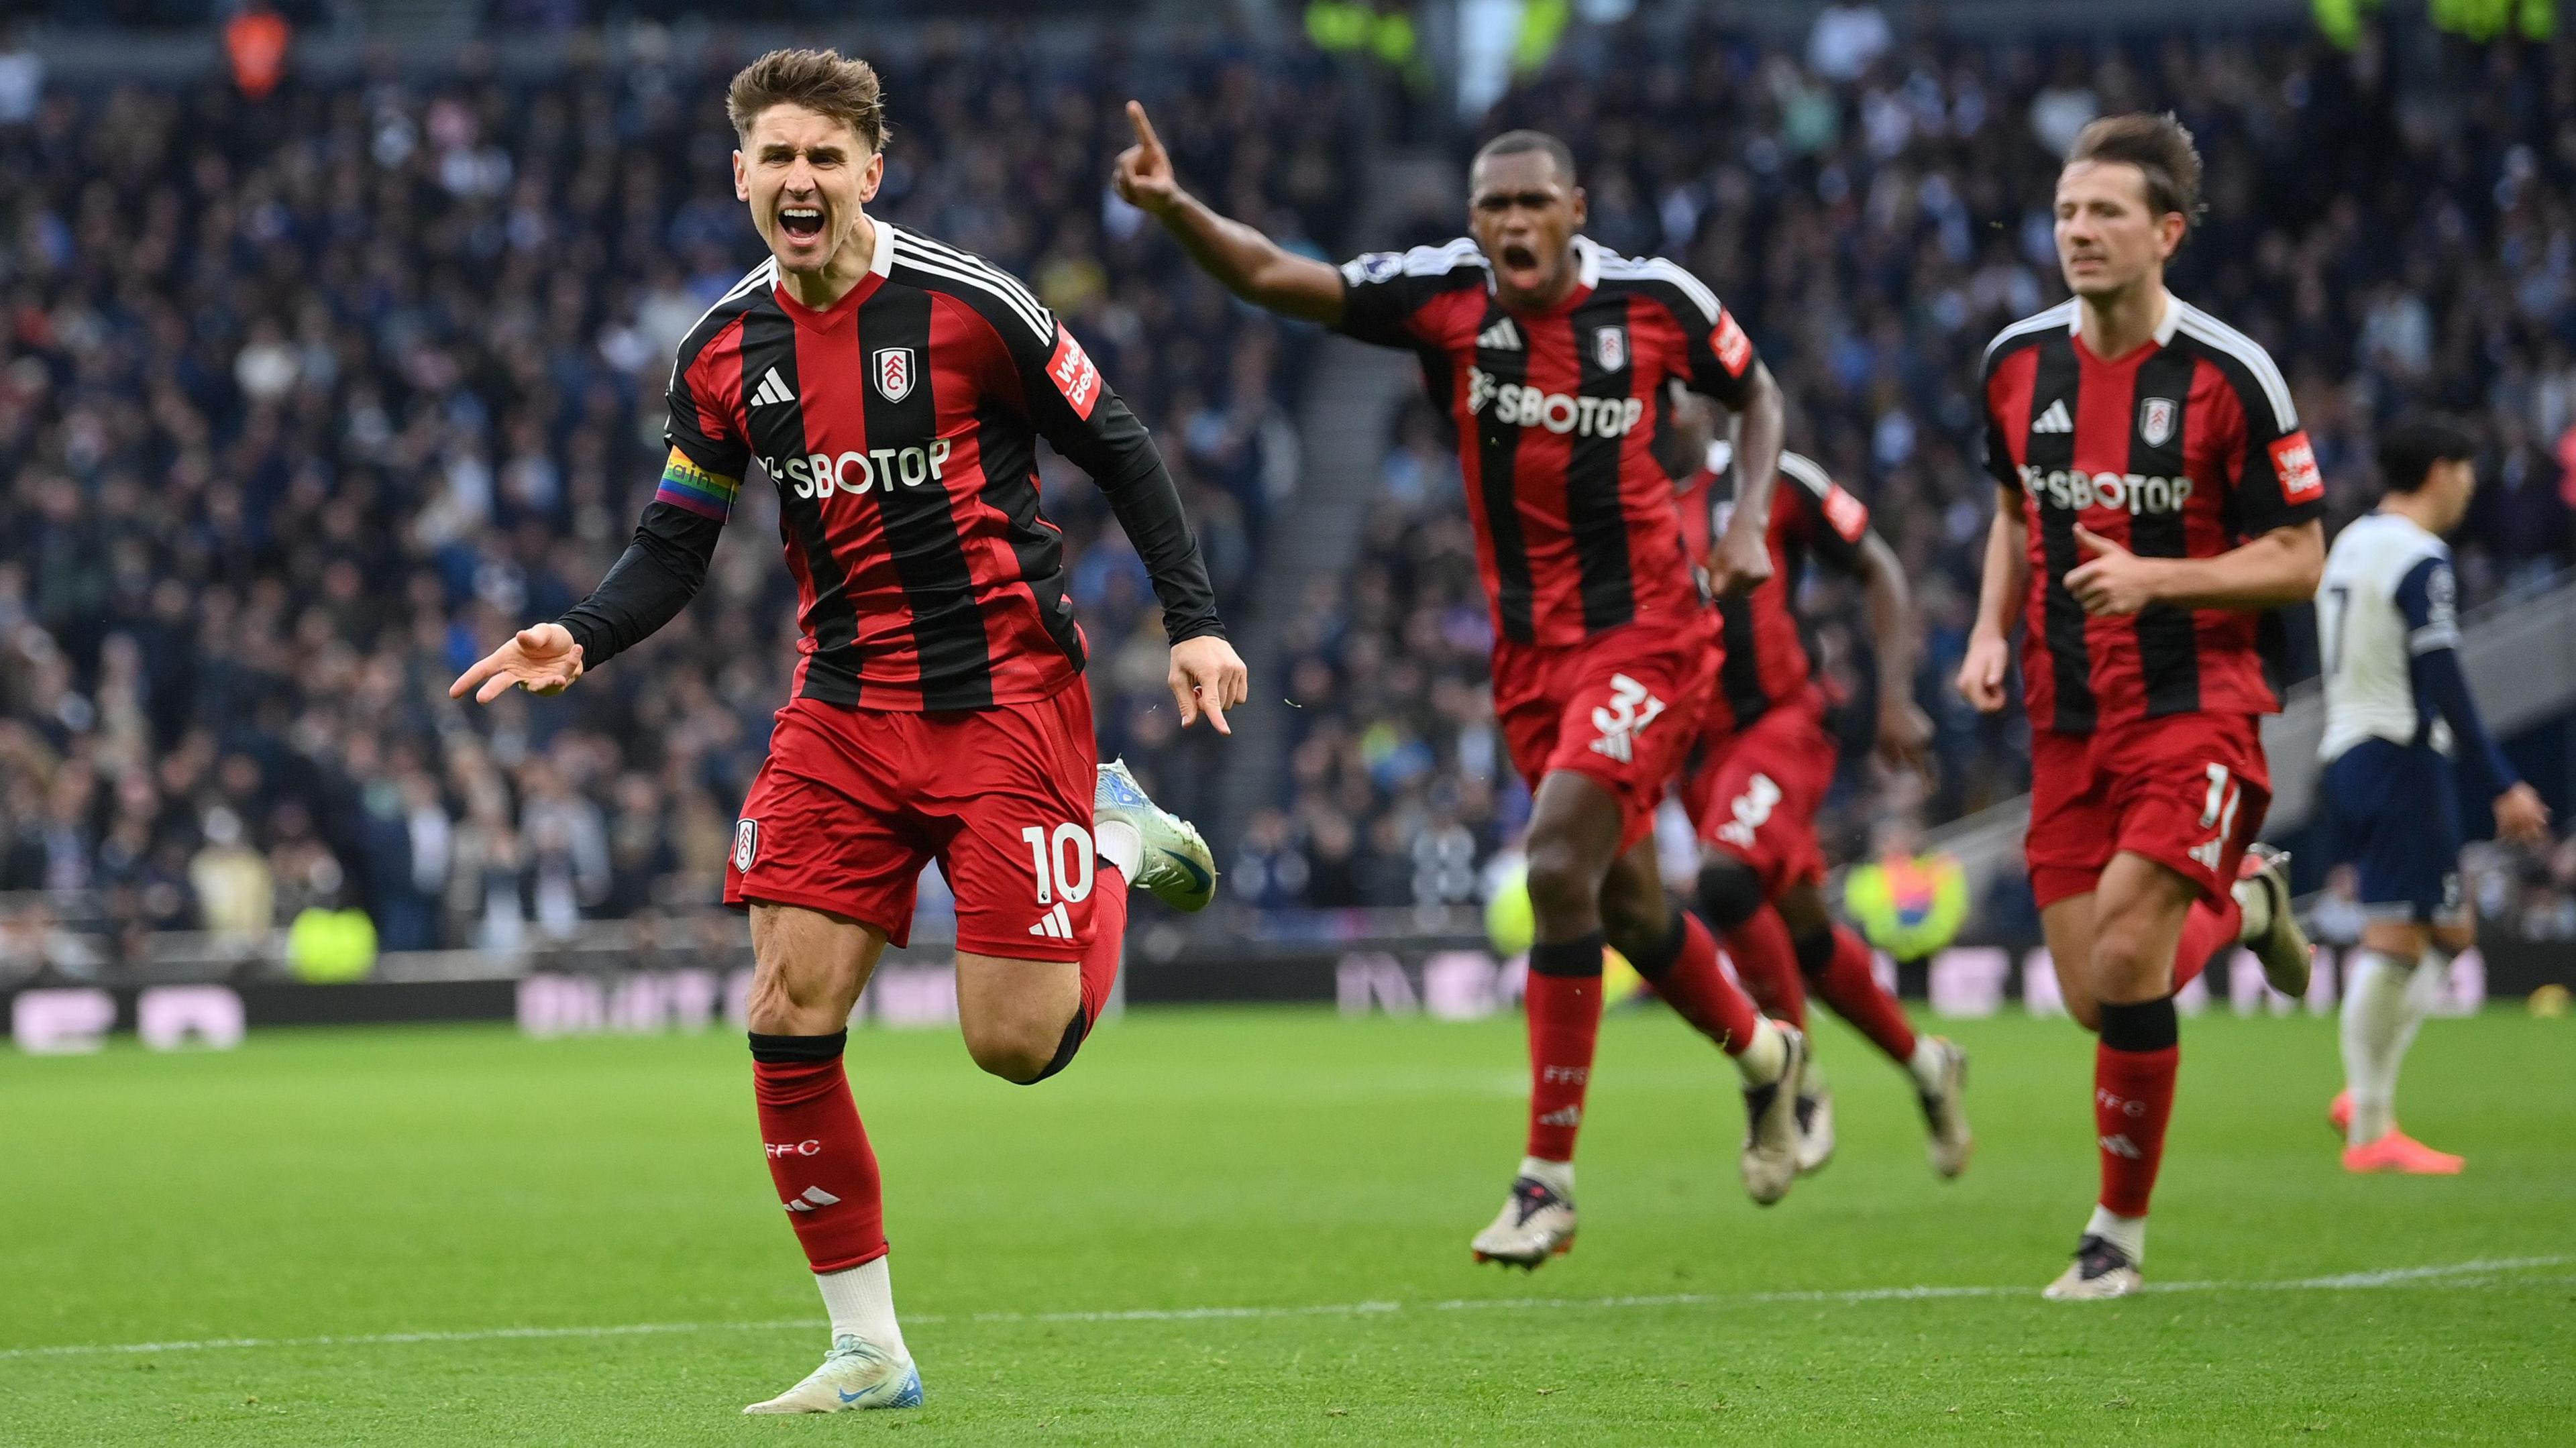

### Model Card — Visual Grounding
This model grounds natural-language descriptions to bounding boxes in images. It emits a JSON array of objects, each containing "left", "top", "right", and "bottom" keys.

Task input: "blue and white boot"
[
  {"left": 741, "top": 1334, "right": 923, "bottom": 1414},
  {"left": 1095, "top": 759, "right": 1218, "bottom": 912}
]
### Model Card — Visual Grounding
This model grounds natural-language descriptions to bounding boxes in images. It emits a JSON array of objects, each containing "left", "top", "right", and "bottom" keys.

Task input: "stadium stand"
[
  {"left": 1260, "top": 15, "right": 2576, "bottom": 916},
  {"left": 0, "top": 32, "right": 1352, "bottom": 966}
]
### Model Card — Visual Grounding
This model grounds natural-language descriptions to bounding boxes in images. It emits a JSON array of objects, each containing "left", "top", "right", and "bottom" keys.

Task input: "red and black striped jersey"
[
  {"left": 1673, "top": 445, "right": 1874, "bottom": 736},
  {"left": 653, "top": 223, "right": 1220, "bottom": 712},
  {"left": 1982, "top": 296, "right": 2324, "bottom": 734},
  {"left": 1335, "top": 236, "right": 1762, "bottom": 649}
]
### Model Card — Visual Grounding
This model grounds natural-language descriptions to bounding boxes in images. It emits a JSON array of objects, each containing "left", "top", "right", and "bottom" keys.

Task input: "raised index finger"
[{"left": 1125, "top": 100, "right": 1164, "bottom": 156}]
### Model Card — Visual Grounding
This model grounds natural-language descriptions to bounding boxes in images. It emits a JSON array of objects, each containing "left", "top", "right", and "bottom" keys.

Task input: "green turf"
[{"left": 3, "top": 1005, "right": 2571, "bottom": 1445}]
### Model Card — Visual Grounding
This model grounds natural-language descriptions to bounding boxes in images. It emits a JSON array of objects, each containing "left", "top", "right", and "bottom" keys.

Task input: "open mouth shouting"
[{"left": 777, "top": 203, "right": 826, "bottom": 242}]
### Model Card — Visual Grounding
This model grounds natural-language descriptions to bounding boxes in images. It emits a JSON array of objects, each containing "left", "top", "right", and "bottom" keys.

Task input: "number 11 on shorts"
[{"left": 1022, "top": 824, "right": 1096, "bottom": 905}]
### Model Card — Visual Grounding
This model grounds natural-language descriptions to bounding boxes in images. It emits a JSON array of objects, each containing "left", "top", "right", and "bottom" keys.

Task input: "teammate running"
[
  {"left": 1957, "top": 113, "right": 2318, "bottom": 1300},
  {"left": 450, "top": 50, "right": 1246, "bottom": 1412},
  {"left": 2316, "top": 414, "right": 2550, "bottom": 1174},
  {"left": 1115, "top": 105, "right": 1807, "bottom": 1266},
  {"left": 1655, "top": 388, "right": 1972, "bottom": 1180}
]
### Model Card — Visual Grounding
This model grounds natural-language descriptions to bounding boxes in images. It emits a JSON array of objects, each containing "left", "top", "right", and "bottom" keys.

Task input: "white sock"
[
  {"left": 1905, "top": 1038, "right": 1945, "bottom": 1095},
  {"left": 1094, "top": 820, "right": 1143, "bottom": 882},
  {"left": 2405, "top": 947, "right": 2454, "bottom": 1020},
  {"left": 816, "top": 1257, "right": 908, "bottom": 1360},
  {"left": 1733, "top": 1017, "right": 1788, "bottom": 1085},
  {"left": 2084, "top": 1205, "right": 2147, "bottom": 1265},
  {"left": 1517, "top": 1155, "right": 1574, "bottom": 1199},
  {"left": 2341, "top": 950, "right": 2415, "bottom": 1146},
  {"left": 2231, "top": 873, "right": 2270, "bottom": 944}
]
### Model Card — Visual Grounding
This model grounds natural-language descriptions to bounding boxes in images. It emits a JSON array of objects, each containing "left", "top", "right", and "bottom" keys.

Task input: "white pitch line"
[{"left": 5, "top": 1256, "right": 2563, "bottom": 1363}]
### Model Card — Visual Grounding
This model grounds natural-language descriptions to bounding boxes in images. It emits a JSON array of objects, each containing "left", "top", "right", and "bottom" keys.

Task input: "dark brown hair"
[
  {"left": 2066, "top": 112, "right": 2204, "bottom": 241},
  {"left": 727, "top": 48, "right": 888, "bottom": 154}
]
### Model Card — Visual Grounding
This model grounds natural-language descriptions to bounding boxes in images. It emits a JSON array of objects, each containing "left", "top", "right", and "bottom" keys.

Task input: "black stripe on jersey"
[
  {"left": 2026, "top": 333, "right": 2096, "bottom": 734},
  {"left": 2127, "top": 347, "right": 2202, "bottom": 716},
  {"left": 862, "top": 284, "right": 996, "bottom": 711},
  {"left": 738, "top": 298, "right": 865, "bottom": 706},
  {"left": 1473, "top": 298, "right": 1537, "bottom": 645},
  {"left": 1565, "top": 294, "right": 1638, "bottom": 633},
  {"left": 973, "top": 399, "right": 1087, "bottom": 671}
]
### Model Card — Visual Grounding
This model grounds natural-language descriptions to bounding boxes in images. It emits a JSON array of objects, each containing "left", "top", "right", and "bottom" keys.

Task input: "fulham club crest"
[
  {"left": 733, "top": 819, "right": 759, "bottom": 873},
  {"left": 2139, "top": 396, "right": 2178, "bottom": 449},
  {"left": 1595, "top": 327, "right": 1627, "bottom": 373},
  {"left": 873, "top": 347, "right": 915, "bottom": 403}
]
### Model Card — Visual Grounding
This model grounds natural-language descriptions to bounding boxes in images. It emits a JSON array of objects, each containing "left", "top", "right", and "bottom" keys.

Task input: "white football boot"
[
  {"left": 1095, "top": 759, "right": 1218, "bottom": 912},
  {"left": 1739, "top": 1024, "right": 1808, "bottom": 1206},
  {"left": 2233, "top": 843, "right": 2312, "bottom": 997},
  {"left": 1793, "top": 1056, "right": 1836, "bottom": 1176},
  {"left": 742, "top": 1335, "right": 923, "bottom": 1414},
  {"left": 2042, "top": 1236, "right": 2144, "bottom": 1302},
  {"left": 1470, "top": 1174, "right": 1577, "bottom": 1269},
  {"left": 1915, "top": 1036, "right": 1975, "bottom": 1179}
]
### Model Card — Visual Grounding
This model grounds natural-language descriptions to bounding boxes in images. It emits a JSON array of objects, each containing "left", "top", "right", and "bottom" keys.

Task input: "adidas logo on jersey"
[
  {"left": 2031, "top": 398, "right": 2073, "bottom": 433},
  {"left": 1028, "top": 902, "right": 1075, "bottom": 940},
  {"left": 783, "top": 1185, "right": 842, "bottom": 1213},
  {"left": 1476, "top": 317, "right": 1521, "bottom": 351},
  {"left": 749, "top": 367, "right": 796, "bottom": 408}
]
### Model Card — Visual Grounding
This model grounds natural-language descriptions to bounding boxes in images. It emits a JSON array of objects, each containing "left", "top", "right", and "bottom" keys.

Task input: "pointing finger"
[
  {"left": 1125, "top": 100, "right": 1163, "bottom": 156},
  {"left": 1200, "top": 691, "right": 1231, "bottom": 736}
]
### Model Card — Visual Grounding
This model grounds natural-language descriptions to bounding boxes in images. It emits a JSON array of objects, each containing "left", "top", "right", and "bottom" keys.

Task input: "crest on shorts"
[
  {"left": 733, "top": 819, "right": 759, "bottom": 873},
  {"left": 873, "top": 347, "right": 915, "bottom": 403},
  {"left": 2139, "top": 396, "right": 2178, "bottom": 449},
  {"left": 1595, "top": 326, "right": 1627, "bottom": 373}
]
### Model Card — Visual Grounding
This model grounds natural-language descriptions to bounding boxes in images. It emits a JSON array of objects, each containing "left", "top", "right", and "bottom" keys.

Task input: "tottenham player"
[
  {"left": 1116, "top": 105, "right": 1807, "bottom": 1265},
  {"left": 1656, "top": 388, "right": 1972, "bottom": 1179},
  {"left": 2316, "top": 414, "right": 2550, "bottom": 1174},
  {"left": 451, "top": 51, "right": 1247, "bottom": 1412},
  {"left": 1958, "top": 114, "right": 2319, "bottom": 1300}
]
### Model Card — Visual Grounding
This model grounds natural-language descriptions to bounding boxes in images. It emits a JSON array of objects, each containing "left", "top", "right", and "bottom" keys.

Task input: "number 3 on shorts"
[{"left": 1021, "top": 824, "right": 1095, "bottom": 905}]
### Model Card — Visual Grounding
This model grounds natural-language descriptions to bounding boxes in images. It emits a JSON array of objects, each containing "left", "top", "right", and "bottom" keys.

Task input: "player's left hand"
[
  {"left": 1168, "top": 634, "right": 1249, "bottom": 735},
  {"left": 1705, "top": 523, "right": 1774, "bottom": 598},
  {"left": 1874, "top": 695, "right": 1933, "bottom": 773},
  {"left": 2065, "top": 526, "right": 2164, "bottom": 616}
]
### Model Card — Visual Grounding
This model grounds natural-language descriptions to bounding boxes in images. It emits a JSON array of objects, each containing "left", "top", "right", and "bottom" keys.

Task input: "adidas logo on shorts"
[{"left": 1028, "top": 902, "right": 1075, "bottom": 940}]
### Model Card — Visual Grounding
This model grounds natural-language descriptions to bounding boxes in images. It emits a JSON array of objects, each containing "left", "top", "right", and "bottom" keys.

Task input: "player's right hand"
[
  {"left": 1112, "top": 101, "right": 1182, "bottom": 217},
  {"left": 1954, "top": 631, "right": 2010, "bottom": 714},
  {"left": 2494, "top": 781, "right": 2552, "bottom": 846},
  {"left": 449, "top": 623, "right": 584, "bottom": 704}
]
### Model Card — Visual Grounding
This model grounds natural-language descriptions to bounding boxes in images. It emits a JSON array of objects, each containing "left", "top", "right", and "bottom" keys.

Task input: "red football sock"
[
  {"left": 751, "top": 1034, "right": 886, "bottom": 1274},
  {"left": 1720, "top": 906, "right": 1806, "bottom": 1030},
  {"left": 1078, "top": 863, "right": 1129, "bottom": 1028},
  {"left": 1812, "top": 924, "right": 1917, "bottom": 1065},
  {"left": 1524, "top": 934, "right": 1605, "bottom": 1161},
  {"left": 2172, "top": 894, "right": 2240, "bottom": 991},
  {"left": 2093, "top": 997, "right": 2180, "bottom": 1217},
  {"left": 1640, "top": 909, "right": 1766, "bottom": 1054}
]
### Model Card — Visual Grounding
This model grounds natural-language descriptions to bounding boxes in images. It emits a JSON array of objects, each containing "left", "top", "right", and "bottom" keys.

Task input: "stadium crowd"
[
  {"left": 1258, "top": 11, "right": 2576, "bottom": 917},
  {"left": 0, "top": 35, "right": 1350, "bottom": 965},
  {"left": 11, "top": 9, "right": 2576, "bottom": 952}
]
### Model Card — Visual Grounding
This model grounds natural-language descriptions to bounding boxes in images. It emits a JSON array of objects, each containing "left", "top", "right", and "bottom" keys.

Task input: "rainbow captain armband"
[{"left": 656, "top": 447, "right": 742, "bottom": 520}]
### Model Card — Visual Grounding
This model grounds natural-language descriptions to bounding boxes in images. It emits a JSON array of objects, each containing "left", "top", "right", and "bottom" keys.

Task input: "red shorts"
[
  {"left": 1681, "top": 687, "right": 1836, "bottom": 898},
  {"left": 2026, "top": 714, "right": 2271, "bottom": 910},
  {"left": 725, "top": 682, "right": 1100, "bottom": 962},
  {"left": 1494, "top": 619, "right": 1717, "bottom": 852}
]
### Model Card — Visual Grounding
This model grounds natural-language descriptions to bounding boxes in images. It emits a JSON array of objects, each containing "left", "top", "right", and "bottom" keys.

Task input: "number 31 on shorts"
[{"left": 1021, "top": 824, "right": 1095, "bottom": 905}]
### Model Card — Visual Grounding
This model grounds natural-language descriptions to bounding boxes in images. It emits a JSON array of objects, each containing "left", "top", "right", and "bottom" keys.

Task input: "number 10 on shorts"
[{"left": 1022, "top": 824, "right": 1096, "bottom": 905}]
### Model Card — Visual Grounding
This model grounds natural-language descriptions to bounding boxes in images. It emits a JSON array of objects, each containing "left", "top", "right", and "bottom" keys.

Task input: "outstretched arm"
[{"left": 1114, "top": 101, "right": 1346, "bottom": 325}]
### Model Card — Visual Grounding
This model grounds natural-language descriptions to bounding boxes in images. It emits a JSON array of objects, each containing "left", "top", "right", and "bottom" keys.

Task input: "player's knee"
[
  {"left": 2086, "top": 926, "right": 2166, "bottom": 1003},
  {"left": 1695, "top": 856, "right": 1765, "bottom": 930},
  {"left": 1522, "top": 835, "right": 1601, "bottom": 931},
  {"left": 961, "top": 1018, "right": 1057, "bottom": 1084}
]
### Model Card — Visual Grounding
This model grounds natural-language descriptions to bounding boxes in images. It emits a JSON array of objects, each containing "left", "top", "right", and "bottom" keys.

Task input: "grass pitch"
[{"left": 3, "top": 1004, "right": 2571, "bottom": 1445}]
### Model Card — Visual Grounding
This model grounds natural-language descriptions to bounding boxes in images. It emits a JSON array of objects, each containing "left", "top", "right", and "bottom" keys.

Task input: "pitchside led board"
[{"left": 8, "top": 946, "right": 2486, "bottom": 1051}]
